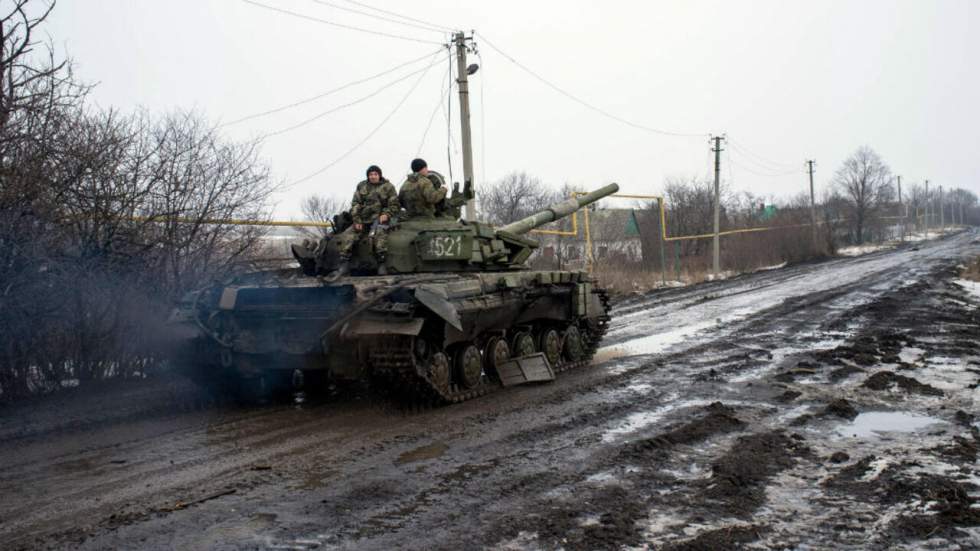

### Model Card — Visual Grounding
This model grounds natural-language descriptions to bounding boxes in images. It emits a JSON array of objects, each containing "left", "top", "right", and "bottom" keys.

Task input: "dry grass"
[{"left": 593, "top": 266, "right": 679, "bottom": 301}]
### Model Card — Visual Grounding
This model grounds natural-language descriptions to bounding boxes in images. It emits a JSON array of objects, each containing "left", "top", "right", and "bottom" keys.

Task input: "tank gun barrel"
[{"left": 497, "top": 183, "right": 620, "bottom": 235}]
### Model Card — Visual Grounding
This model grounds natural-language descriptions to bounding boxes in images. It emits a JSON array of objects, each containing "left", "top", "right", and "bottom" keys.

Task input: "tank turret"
[{"left": 293, "top": 183, "right": 619, "bottom": 276}]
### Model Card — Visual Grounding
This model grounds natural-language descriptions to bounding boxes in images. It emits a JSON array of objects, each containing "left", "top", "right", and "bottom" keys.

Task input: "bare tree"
[
  {"left": 947, "top": 187, "right": 978, "bottom": 226},
  {"left": 833, "top": 146, "right": 894, "bottom": 244},
  {"left": 480, "top": 171, "right": 556, "bottom": 225},
  {"left": 662, "top": 176, "right": 720, "bottom": 256},
  {"left": 0, "top": 1, "right": 277, "bottom": 400},
  {"left": 299, "top": 194, "right": 347, "bottom": 238}
]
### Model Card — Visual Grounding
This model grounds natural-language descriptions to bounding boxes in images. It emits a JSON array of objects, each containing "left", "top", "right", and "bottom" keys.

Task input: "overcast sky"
[{"left": 48, "top": 0, "right": 979, "bottom": 218}]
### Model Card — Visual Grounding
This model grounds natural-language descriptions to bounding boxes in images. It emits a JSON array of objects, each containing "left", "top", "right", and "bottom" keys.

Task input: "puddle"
[
  {"left": 395, "top": 441, "right": 448, "bottom": 465},
  {"left": 837, "top": 412, "right": 945, "bottom": 439}
]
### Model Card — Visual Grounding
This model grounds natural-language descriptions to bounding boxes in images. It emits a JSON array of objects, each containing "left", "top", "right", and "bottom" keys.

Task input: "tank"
[{"left": 170, "top": 183, "right": 619, "bottom": 403}]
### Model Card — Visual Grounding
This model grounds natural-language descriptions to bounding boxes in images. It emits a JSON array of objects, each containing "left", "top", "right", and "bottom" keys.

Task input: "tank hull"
[{"left": 172, "top": 269, "right": 610, "bottom": 403}]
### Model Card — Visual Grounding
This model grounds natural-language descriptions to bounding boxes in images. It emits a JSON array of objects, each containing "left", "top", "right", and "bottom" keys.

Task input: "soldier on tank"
[
  {"left": 328, "top": 165, "right": 398, "bottom": 280},
  {"left": 399, "top": 158, "right": 446, "bottom": 219}
]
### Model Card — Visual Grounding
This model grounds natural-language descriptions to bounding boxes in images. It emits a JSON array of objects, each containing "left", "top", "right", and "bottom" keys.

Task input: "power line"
[
  {"left": 241, "top": 0, "right": 444, "bottom": 45},
  {"left": 727, "top": 151, "right": 802, "bottom": 177},
  {"left": 339, "top": 0, "right": 455, "bottom": 33},
  {"left": 727, "top": 138, "right": 798, "bottom": 170},
  {"left": 220, "top": 48, "right": 442, "bottom": 128},
  {"left": 476, "top": 32, "right": 708, "bottom": 139},
  {"left": 729, "top": 160, "right": 800, "bottom": 178},
  {"left": 727, "top": 145, "right": 800, "bottom": 176},
  {"left": 477, "top": 50, "right": 487, "bottom": 186},
  {"left": 417, "top": 59, "right": 453, "bottom": 156},
  {"left": 260, "top": 53, "right": 443, "bottom": 139},
  {"left": 725, "top": 146, "right": 735, "bottom": 189},
  {"left": 283, "top": 57, "right": 438, "bottom": 189},
  {"left": 445, "top": 47, "right": 456, "bottom": 182},
  {"left": 309, "top": 0, "right": 448, "bottom": 34}
]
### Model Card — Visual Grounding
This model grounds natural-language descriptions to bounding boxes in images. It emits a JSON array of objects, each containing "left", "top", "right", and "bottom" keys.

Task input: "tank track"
[{"left": 370, "top": 287, "right": 611, "bottom": 405}]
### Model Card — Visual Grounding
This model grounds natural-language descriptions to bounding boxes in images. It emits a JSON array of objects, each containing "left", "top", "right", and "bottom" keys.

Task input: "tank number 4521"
[{"left": 426, "top": 234, "right": 464, "bottom": 258}]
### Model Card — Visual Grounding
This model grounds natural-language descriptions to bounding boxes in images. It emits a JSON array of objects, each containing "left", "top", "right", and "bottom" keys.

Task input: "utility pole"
[
  {"left": 807, "top": 160, "right": 817, "bottom": 250},
  {"left": 712, "top": 135, "right": 724, "bottom": 276},
  {"left": 897, "top": 175, "right": 904, "bottom": 241},
  {"left": 939, "top": 184, "right": 945, "bottom": 234},
  {"left": 454, "top": 32, "right": 476, "bottom": 220},
  {"left": 924, "top": 180, "right": 930, "bottom": 234}
]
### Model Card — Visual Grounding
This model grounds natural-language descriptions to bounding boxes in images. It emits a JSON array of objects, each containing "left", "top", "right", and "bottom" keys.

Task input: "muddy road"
[{"left": 2, "top": 231, "right": 979, "bottom": 550}]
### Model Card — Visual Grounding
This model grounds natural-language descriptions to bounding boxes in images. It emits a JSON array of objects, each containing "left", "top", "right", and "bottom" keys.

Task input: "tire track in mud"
[
  {"left": 1, "top": 231, "right": 978, "bottom": 550},
  {"left": 272, "top": 233, "right": 976, "bottom": 547}
]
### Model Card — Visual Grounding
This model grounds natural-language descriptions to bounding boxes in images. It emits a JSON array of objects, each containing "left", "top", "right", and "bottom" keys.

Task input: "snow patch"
[
  {"left": 838, "top": 244, "right": 890, "bottom": 257},
  {"left": 954, "top": 278, "right": 980, "bottom": 300},
  {"left": 601, "top": 397, "right": 680, "bottom": 442},
  {"left": 898, "top": 346, "right": 926, "bottom": 364},
  {"left": 915, "top": 355, "right": 980, "bottom": 391},
  {"left": 705, "top": 270, "right": 737, "bottom": 281},
  {"left": 606, "top": 320, "right": 717, "bottom": 356},
  {"left": 755, "top": 262, "right": 787, "bottom": 272}
]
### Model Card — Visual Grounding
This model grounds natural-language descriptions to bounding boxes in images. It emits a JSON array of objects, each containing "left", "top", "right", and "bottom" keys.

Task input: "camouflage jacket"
[
  {"left": 350, "top": 178, "right": 398, "bottom": 224},
  {"left": 399, "top": 173, "right": 447, "bottom": 219}
]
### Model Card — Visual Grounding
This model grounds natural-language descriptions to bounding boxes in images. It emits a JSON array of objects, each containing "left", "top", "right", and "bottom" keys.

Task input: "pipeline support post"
[{"left": 658, "top": 198, "right": 667, "bottom": 285}]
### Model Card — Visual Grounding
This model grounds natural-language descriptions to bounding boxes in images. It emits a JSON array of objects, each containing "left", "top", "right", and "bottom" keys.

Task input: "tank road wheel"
[
  {"left": 539, "top": 328, "right": 562, "bottom": 366},
  {"left": 511, "top": 332, "right": 536, "bottom": 358},
  {"left": 483, "top": 337, "right": 511, "bottom": 380},
  {"left": 428, "top": 352, "right": 451, "bottom": 392},
  {"left": 562, "top": 326, "right": 585, "bottom": 362},
  {"left": 454, "top": 344, "right": 483, "bottom": 389}
]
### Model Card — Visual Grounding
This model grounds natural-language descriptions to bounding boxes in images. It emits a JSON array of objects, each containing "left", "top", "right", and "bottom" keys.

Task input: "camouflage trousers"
[{"left": 337, "top": 223, "right": 388, "bottom": 260}]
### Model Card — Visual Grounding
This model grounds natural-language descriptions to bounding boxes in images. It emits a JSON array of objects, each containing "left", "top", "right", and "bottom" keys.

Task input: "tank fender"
[{"left": 414, "top": 284, "right": 463, "bottom": 331}]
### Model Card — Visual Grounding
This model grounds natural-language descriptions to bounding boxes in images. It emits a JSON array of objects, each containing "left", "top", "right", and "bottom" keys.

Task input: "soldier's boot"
[
  {"left": 326, "top": 257, "right": 350, "bottom": 282},
  {"left": 375, "top": 253, "right": 388, "bottom": 276}
]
